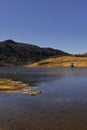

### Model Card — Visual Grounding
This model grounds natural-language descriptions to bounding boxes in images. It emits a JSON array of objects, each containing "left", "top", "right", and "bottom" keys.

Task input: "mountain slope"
[
  {"left": 27, "top": 56, "right": 87, "bottom": 67},
  {"left": 0, "top": 39, "right": 69, "bottom": 66}
]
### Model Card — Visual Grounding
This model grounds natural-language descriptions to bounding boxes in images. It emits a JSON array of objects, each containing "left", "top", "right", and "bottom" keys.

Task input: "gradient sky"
[{"left": 0, "top": 0, "right": 87, "bottom": 54}]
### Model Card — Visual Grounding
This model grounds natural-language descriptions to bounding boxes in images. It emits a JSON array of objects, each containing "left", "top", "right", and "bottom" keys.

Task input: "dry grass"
[
  {"left": 0, "top": 79, "right": 26, "bottom": 91},
  {"left": 27, "top": 56, "right": 87, "bottom": 67}
]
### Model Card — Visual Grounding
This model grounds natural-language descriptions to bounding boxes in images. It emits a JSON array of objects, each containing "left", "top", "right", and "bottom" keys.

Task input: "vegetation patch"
[{"left": 0, "top": 79, "right": 27, "bottom": 91}]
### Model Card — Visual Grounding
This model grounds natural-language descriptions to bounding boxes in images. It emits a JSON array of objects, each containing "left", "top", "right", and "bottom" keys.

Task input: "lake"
[{"left": 0, "top": 67, "right": 87, "bottom": 130}]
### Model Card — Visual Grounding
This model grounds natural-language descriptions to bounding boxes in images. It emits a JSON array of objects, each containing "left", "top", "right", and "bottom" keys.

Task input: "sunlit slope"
[{"left": 27, "top": 56, "right": 87, "bottom": 67}]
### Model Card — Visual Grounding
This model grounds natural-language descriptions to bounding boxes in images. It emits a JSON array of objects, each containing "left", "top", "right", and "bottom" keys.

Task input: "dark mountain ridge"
[{"left": 0, "top": 39, "right": 69, "bottom": 66}]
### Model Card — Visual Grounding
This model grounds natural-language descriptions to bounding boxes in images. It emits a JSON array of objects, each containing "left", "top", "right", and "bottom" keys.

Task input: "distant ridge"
[
  {"left": 0, "top": 39, "right": 69, "bottom": 66},
  {"left": 2, "top": 39, "right": 16, "bottom": 44}
]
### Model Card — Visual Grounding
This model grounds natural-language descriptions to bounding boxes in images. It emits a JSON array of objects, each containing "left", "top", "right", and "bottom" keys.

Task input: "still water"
[{"left": 0, "top": 67, "right": 87, "bottom": 130}]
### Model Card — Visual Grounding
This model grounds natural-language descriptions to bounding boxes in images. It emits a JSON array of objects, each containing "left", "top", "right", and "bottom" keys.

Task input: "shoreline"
[{"left": 0, "top": 78, "right": 44, "bottom": 96}]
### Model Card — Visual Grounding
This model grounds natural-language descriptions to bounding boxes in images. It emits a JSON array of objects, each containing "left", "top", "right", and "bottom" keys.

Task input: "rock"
[{"left": 29, "top": 90, "right": 44, "bottom": 96}]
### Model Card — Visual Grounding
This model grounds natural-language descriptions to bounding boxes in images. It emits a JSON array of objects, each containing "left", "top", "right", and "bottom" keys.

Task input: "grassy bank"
[{"left": 26, "top": 56, "right": 87, "bottom": 67}]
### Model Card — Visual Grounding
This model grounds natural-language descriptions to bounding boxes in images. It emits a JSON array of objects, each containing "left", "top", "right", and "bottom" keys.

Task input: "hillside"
[
  {"left": 27, "top": 56, "right": 87, "bottom": 67},
  {"left": 0, "top": 39, "right": 68, "bottom": 66}
]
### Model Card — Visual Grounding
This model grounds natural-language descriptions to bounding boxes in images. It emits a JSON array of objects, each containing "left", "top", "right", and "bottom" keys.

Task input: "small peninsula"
[{"left": 0, "top": 79, "right": 26, "bottom": 91}]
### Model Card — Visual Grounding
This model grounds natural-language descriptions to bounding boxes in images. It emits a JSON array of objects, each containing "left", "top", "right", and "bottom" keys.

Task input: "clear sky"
[{"left": 0, "top": 0, "right": 87, "bottom": 54}]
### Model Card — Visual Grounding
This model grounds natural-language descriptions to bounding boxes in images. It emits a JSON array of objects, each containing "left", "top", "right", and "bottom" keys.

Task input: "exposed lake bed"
[{"left": 0, "top": 67, "right": 87, "bottom": 130}]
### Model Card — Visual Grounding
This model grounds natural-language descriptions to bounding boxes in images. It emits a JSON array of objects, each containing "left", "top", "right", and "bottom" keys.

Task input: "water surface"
[{"left": 0, "top": 67, "right": 87, "bottom": 130}]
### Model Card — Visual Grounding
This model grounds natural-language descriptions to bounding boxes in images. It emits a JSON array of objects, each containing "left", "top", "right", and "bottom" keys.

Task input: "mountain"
[{"left": 0, "top": 39, "right": 69, "bottom": 66}]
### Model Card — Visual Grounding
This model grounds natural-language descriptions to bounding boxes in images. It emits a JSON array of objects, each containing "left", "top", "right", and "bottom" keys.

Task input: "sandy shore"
[
  {"left": 26, "top": 56, "right": 87, "bottom": 67},
  {"left": 0, "top": 78, "right": 26, "bottom": 91}
]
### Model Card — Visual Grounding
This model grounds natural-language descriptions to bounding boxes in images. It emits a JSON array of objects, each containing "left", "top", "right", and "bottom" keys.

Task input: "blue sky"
[{"left": 0, "top": 0, "right": 87, "bottom": 54}]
